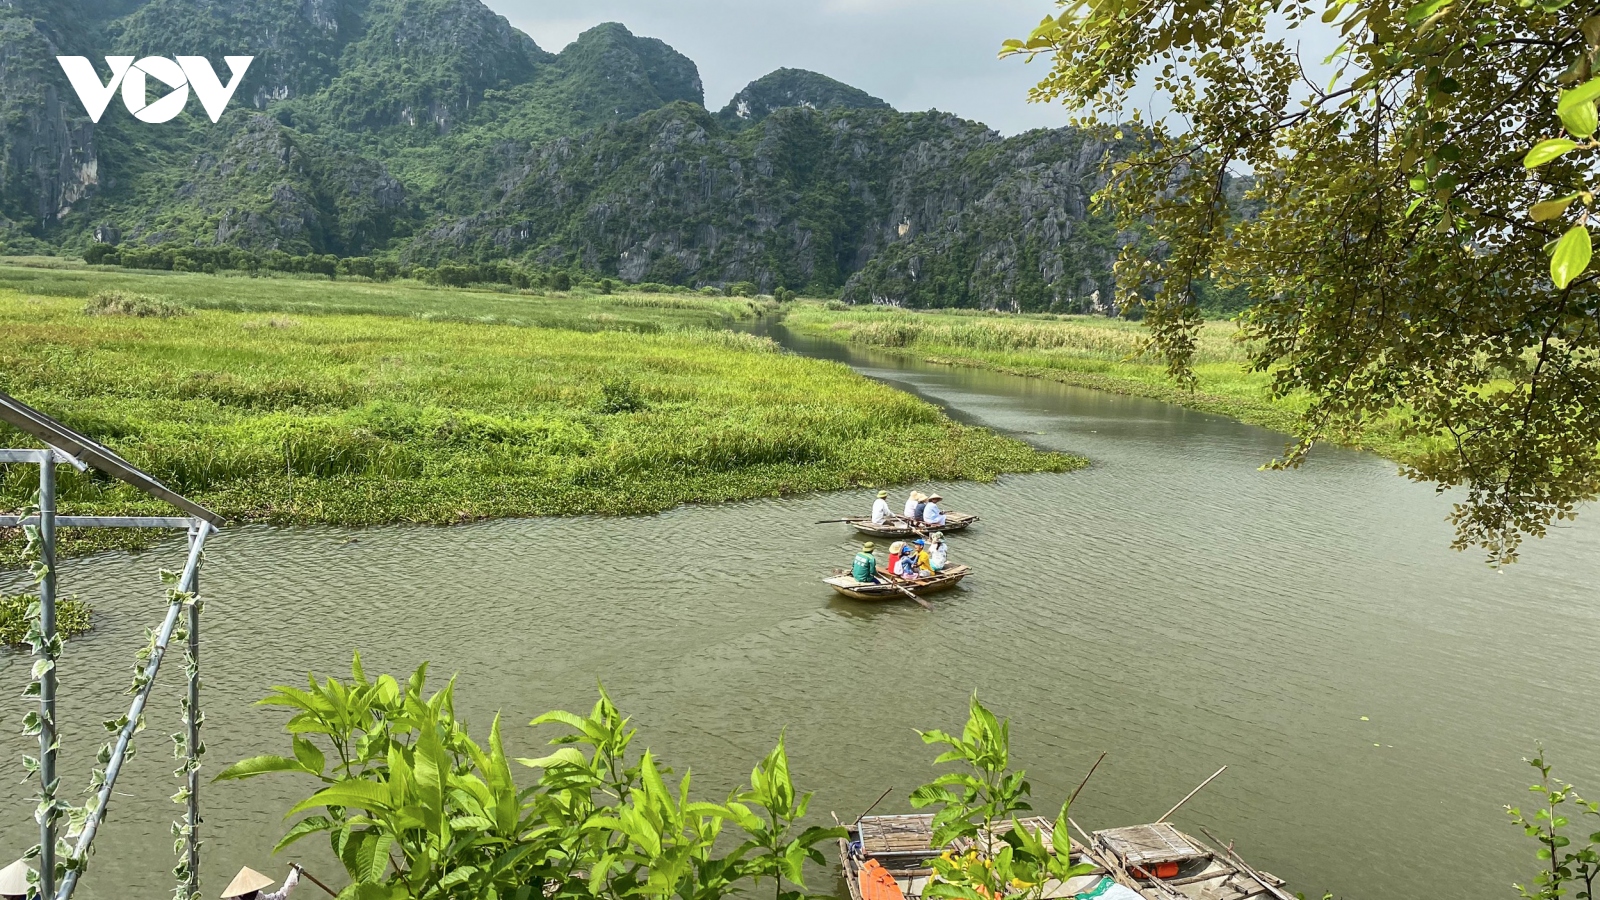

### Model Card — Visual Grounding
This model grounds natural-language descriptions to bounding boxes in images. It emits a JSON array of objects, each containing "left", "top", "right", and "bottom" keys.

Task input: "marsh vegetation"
[{"left": 0, "top": 266, "right": 1080, "bottom": 562}]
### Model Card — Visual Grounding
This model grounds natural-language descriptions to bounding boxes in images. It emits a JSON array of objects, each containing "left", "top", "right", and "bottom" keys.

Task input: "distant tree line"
[{"left": 81, "top": 244, "right": 793, "bottom": 298}]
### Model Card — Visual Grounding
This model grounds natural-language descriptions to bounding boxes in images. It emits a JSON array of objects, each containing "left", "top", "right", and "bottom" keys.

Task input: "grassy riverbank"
[
  {"left": 0, "top": 269, "right": 1083, "bottom": 564},
  {"left": 783, "top": 301, "right": 1421, "bottom": 461}
]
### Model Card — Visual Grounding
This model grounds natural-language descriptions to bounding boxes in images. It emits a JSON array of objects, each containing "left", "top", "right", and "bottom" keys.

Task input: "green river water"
[{"left": 4, "top": 324, "right": 1599, "bottom": 899}]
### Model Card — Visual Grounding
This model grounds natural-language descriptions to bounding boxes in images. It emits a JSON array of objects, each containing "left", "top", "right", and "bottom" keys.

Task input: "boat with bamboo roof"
[
  {"left": 1086, "top": 822, "right": 1291, "bottom": 900},
  {"left": 839, "top": 814, "right": 1110, "bottom": 900},
  {"left": 823, "top": 565, "right": 970, "bottom": 601},
  {"left": 843, "top": 513, "right": 978, "bottom": 538}
]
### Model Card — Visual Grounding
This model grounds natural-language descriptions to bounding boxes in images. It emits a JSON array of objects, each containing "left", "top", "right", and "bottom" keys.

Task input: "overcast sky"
[{"left": 487, "top": 0, "right": 1082, "bottom": 136}]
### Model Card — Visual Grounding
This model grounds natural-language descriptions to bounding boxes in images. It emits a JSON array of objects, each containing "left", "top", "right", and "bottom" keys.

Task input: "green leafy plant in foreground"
[
  {"left": 216, "top": 654, "right": 842, "bottom": 900},
  {"left": 1509, "top": 747, "right": 1600, "bottom": 900},
  {"left": 910, "top": 696, "right": 1095, "bottom": 900}
]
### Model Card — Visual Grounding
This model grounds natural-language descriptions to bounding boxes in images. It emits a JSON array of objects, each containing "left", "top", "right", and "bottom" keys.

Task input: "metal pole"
[
  {"left": 37, "top": 456, "right": 58, "bottom": 898},
  {"left": 56, "top": 525, "right": 208, "bottom": 900},
  {"left": 183, "top": 526, "right": 202, "bottom": 900}
]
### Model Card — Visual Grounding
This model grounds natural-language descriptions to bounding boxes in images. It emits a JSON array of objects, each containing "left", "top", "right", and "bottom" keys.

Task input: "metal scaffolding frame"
[{"left": 1, "top": 390, "right": 224, "bottom": 900}]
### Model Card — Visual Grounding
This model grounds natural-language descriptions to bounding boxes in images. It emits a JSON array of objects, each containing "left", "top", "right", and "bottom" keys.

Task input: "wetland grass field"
[{"left": 0, "top": 262, "right": 1082, "bottom": 562}]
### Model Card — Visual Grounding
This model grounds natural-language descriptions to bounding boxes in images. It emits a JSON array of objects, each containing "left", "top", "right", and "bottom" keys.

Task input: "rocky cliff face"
[
  {"left": 1, "top": 0, "right": 1126, "bottom": 310},
  {"left": 109, "top": 115, "right": 410, "bottom": 254},
  {"left": 413, "top": 104, "right": 1122, "bottom": 311},
  {"left": 0, "top": 0, "right": 100, "bottom": 228},
  {"left": 718, "top": 68, "right": 889, "bottom": 128}
]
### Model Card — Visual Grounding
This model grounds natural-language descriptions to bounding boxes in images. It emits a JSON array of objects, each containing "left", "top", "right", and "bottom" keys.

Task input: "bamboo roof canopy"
[
  {"left": 0, "top": 388, "right": 221, "bottom": 525},
  {"left": 1095, "top": 822, "right": 1206, "bottom": 867}
]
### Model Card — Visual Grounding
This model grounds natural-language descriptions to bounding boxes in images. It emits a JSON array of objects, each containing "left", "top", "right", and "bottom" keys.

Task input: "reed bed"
[{"left": 0, "top": 289, "right": 1081, "bottom": 563}]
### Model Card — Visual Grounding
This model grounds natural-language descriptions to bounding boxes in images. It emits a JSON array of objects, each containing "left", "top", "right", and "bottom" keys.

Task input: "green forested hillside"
[{"left": 0, "top": 0, "right": 1130, "bottom": 311}]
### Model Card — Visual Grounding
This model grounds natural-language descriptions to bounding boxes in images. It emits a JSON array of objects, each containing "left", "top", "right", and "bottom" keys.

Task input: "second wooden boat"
[
  {"left": 840, "top": 814, "right": 1108, "bottom": 900},
  {"left": 1088, "top": 822, "right": 1291, "bottom": 899},
  {"left": 824, "top": 565, "right": 970, "bottom": 601},
  {"left": 845, "top": 513, "right": 978, "bottom": 538}
]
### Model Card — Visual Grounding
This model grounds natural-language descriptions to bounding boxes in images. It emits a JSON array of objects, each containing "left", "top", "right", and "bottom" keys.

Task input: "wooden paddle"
[
  {"left": 878, "top": 567, "right": 934, "bottom": 611},
  {"left": 297, "top": 866, "right": 340, "bottom": 898}
]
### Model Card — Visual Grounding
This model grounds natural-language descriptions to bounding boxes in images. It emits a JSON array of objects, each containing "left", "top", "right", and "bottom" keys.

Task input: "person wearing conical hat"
[
  {"left": 921, "top": 493, "right": 946, "bottom": 527},
  {"left": 223, "top": 864, "right": 301, "bottom": 900},
  {"left": 902, "top": 491, "right": 924, "bottom": 520},
  {"left": 0, "top": 859, "right": 35, "bottom": 900},
  {"left": 927, "top": 532, "right": 948, "bottom": 573},
  {"left": 887, "top": 540, "right": 907, "bottom": 576},
  {"left": 870, "top": 490, "right": 892, "bottom": 525}
]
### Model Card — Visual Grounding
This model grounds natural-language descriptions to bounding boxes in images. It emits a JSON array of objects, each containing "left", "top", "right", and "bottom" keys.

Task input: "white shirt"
[
  {"left": 922, "top": 502, "right": 945, "bottom": 525},
  {"left": 930, "top": 543, "right": 948, "bottom": 569},
  {"left": 903, "top": 497, "right": 919, "bottom": 518},
  {"left": 871, "top": 498, "right": 892, "bottom": 524},
  {"left": 258, "top": 869, "right": 299, "bottom": 900}
]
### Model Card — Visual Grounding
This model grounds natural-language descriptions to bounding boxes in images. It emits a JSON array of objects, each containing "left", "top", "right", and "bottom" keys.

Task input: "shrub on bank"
[{"left": 84, "top": 290, "right": 190, "bottom": 319}]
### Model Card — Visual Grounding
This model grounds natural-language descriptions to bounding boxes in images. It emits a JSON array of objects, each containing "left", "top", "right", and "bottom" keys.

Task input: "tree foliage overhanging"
[{"left": 1009, "top": 0, "right": 1600, "bottom": 563}]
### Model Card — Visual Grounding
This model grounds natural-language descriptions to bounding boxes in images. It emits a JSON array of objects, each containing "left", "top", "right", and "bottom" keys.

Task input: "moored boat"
[
  {"left": 1087, "top": 822, "right": 1291, "bottom": 900},
  {"left": 824, "top": 565, "right": 970, "bottom": 601},
  {"left": 844, "top": 513, "right": 978, "bottom": 538},
  {"left": 840, "top": 814, "right": 1109, "bottom": 900}
]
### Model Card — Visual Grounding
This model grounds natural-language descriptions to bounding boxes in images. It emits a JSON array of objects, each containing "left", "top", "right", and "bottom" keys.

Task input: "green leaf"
[
  {"left": 1559, "top": 80, "right": 1600, "bottom": 137},
  {"left": 213, "top": 755, "right": 311, "bottom": 781},
  {"left": 1552, "top": 225, "right": 1593, "bottom": 288},
  {"left": 1560, "top": 77, "right": 1600, "bottom": 114},
  {"left": 1525, "top": 138, "right": 1579, "bottom": 168},
  {"left": 1403, "top": 0, "right": 1450, "bottom": 27},
  {"left": 1531, "top": 195, "right": 1580, "bottom": 222},
  {"left": 1562, "top": 103, "right": 1599, "bottom": 139},
  {"left": 287, "top": 780, "right": 394, "bottom": 817},
  {"left": 292, "top": 736, "right": 326, "bottom": 777},
  {"left": 272, "top": 816, "right": 332, "bottom": 853}
]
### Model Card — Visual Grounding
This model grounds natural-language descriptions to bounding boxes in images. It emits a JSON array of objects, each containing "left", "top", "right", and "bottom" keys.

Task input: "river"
[{"left": 4, "top": 323, "right": 1599, "bottom": 899}]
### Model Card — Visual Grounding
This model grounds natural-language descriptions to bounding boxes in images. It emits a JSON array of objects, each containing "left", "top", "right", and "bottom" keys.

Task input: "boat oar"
[
  {"left": 879, "top": 569, "right": 934, "bottom": 611},
  {"left": 1156, "top": 765, "right": 1227, "bottom": 823},
  {"left": 816, "top": 518, "right": 860, "bottom": 524},
  {"left": 1066, "top": 751, "right": 1108, "bottom": 812},
  {"left": 853, "top": 786, "right": 895, "bottom": 827},
  {"left": 297, "top": 866, "right": 340, "bottom": 898}
]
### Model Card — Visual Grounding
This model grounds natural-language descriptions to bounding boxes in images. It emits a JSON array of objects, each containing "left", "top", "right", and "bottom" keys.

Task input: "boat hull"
[
  {"left": 824, "top": 566, "right": 970, "bottom": 601},
  {"left": 846, "top": 513, "right": 977, "bottom": 537}
]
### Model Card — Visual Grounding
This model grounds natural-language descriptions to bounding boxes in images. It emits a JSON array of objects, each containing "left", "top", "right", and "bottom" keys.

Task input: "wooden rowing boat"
[
  {"left": 824, "top": 565, "right": 970, "bottom": 601},
  {"left": 1087, "top": 822, "right": 1291, "bottom": 900},
  {"left": 844, "top": 513, "right": 978, "bottom": 538},
  {"left": 840, "top": 814, "right": 1107, "bottom": 900}
]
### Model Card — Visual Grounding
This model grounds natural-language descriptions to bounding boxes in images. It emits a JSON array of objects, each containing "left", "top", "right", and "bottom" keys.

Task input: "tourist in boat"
[
  {"left": 912, "top": 539, "right": 932, "bottom": 575},
  {"left": 0, "top": 859, "right": 35, "bottom": 899},
  {"left": 927, "top": 532, "right": 948, "bottom": 572},
  {"left": 870, "top": 490, "right": 892, "bottom": 525},
  {"left": 852, "top": 542, "right": 880, "bottom": 584},
  {"left": 921, "top": 493, "right": 947, "bottom": 526},
  {"left": 887, "top": 540, "right": 906, "bottom": 574},
  {"left": 222, "top": 864, "right": 301, "bottom": 900},
  {"left": 902, "top": 491, "right": 924, "bottom": 521}
]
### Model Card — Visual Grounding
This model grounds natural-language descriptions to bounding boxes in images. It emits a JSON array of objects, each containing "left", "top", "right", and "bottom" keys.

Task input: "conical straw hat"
[
  {"left": 222, "top": 866, "right": 275, "bottom": 898},
  {"left": 0, "top": 859, "right": 34, "bottom": 896}
]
